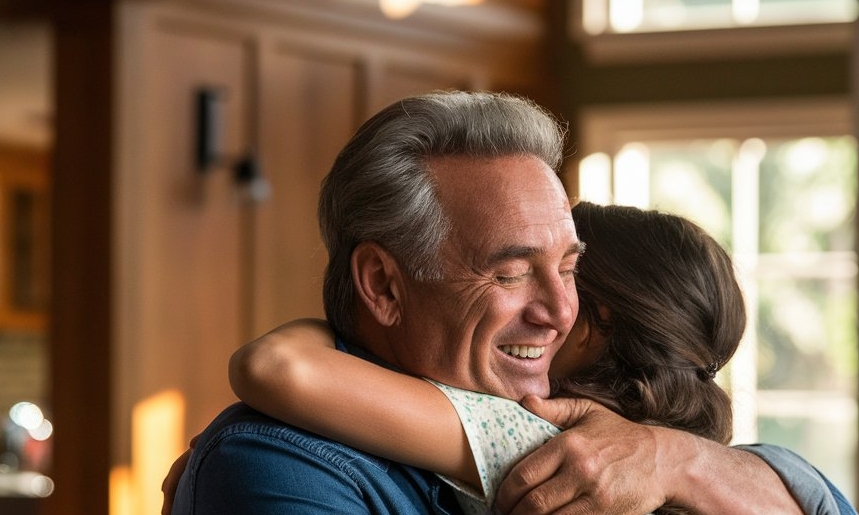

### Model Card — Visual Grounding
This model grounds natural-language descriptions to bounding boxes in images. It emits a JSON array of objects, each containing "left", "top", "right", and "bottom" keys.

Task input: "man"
[{"left": 169, "top": 90, "right": 849, "bottom": 514}]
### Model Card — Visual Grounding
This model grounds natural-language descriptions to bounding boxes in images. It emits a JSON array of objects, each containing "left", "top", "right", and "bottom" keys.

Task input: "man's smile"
[{"left": 499, "top": 344, "right": 547, "bottom": 359}]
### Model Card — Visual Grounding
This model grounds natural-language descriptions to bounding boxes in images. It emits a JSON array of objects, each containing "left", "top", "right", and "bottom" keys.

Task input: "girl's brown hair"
[{"left": 555, "top": 201, "right": 746, "bottom": 446}]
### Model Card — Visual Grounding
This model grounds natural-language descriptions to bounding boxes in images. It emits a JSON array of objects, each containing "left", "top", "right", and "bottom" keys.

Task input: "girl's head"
[{"left": 551, "top": 201, "right": 746, "bottom": 444}]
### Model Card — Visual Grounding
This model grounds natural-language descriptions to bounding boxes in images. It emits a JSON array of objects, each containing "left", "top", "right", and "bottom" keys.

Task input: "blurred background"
[{"left": 0, "top": 0, "right": 856, "bottom": 513}]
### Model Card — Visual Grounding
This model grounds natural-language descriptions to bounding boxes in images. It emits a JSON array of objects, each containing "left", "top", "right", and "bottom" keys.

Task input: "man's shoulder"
[
  {"left": 193, "top": 402, "right": 390, "bottom": 470},
  {"left": 174, "top": 403, "right": 462, "bottom": 515}
]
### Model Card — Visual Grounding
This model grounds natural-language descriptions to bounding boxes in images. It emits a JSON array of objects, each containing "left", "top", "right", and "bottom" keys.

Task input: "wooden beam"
[{"left": 44, "top": 1, "right": 114, "bottom": 514}]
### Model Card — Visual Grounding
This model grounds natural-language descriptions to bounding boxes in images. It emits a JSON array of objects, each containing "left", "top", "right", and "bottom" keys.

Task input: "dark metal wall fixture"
[{"left": 195, "top": 87, "right": 270, "bottom": 202}]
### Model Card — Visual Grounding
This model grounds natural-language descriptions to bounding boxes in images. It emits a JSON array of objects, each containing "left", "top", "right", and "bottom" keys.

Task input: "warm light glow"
[
  {"left": 613, "top": 143, "right": 650, "bottom": 207},
  {"left": 582, "top": 0, "right": 609, "bottom": 34},
  {"left": 380, "top": 0, "right": 421, "bottom": 18},
  {"left": 732, "top": 0, "right": 760, "bottom": 24},
  {"left": 110, "top": 467, "right": 134, "bottom": 515},
  {"left": 110, "top": 390, "right": 185, "bottom": 515},
  {"left": 379, "top": 0, "right": 484, "bottom": 19},
  {"left": 578, "top": 152, "right": 612, "bottom": 204},
  {"left": 610, "top": 0, "right": 644, "bottom": 32}
]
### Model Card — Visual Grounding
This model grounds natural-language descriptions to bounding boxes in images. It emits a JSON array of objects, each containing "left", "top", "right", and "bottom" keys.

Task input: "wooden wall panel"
[
  {"left": 250, "top": 45, "right": 358, "bottom": 335},
  {"left": 114, "top": 13, "right": 260, "bottom": 512},
  {"left": 146, "top": 26, "right": 249, "bottom": 433},
  {"left": 116, "top": 17, "right": 253, "bottom": 457},
  {"left": 366, "top": 61, "right": 475, "bottom": 116}
]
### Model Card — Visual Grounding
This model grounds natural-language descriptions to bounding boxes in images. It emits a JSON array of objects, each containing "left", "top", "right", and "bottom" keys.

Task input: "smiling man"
[
  {"left": 380, "top": 153, "right": 580, "bottom": 402},
  {"left": 169, "top": 91, "right": 845, "bottom": 515}
]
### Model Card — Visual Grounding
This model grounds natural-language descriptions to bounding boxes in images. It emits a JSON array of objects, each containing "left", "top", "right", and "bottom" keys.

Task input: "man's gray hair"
[{"left": 318, "top": 90, "right": 567, "bottom": 341}]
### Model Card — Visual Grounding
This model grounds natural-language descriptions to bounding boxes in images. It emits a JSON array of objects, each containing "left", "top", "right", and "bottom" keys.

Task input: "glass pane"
[
  {"left": 647, "top": 139, "right": 734, "bottom": 248},
  {"left": 756, "top": 0, "right": 859, "bottom": 24},
  {"left": 757, "top": 274, "right": 857, "bottom": 391},
  {"left": 587, "top": 0, "right": 859, "bottom": 34},
  {"left": 759, "top": 137, "right": 857, "bottom": 254},
  {"left": 638, "top": 0, "right": 733, "bottom": 31}
]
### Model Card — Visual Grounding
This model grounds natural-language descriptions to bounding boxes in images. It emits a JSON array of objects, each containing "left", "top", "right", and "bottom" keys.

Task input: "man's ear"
[{"left": 351, "top": 241, "right": 404, "bottom": 327}]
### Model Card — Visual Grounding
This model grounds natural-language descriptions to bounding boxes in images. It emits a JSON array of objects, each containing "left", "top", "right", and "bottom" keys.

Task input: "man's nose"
[{"left": 528, "top": 272, "right": 575, "bottom": 332}]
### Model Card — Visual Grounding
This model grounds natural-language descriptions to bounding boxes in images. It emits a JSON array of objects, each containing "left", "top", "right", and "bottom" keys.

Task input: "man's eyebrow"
[
  {"left": 487, "top": 240, "right": 586, "bottom": 266},
  {"left": 486, "top": 245, "right": 541, "bottom": 266},
  {"left": 568, "top": 240, "right": 586, "bottom": 257}
]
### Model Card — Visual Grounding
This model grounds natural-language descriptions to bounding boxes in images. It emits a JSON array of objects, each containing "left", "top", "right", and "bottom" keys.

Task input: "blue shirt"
[
  {"left": 171, "top": 340, "right": 462, "bottom": 515},
  {"left": 170, "top": 403, "right": 461, "bottom": 514},
  {"left": 739, "top": 444, "right": 857, "bottom": 515}
]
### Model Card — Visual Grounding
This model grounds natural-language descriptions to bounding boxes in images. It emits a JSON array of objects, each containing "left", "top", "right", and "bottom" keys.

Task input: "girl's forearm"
[{"left": 228, "top": 319, "right": 480, "bottom": 489}]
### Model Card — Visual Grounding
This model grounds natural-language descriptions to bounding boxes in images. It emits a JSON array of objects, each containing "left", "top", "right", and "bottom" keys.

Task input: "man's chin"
[
  {"left": 430, "top": 369, "right": 550, "bottom": 401},
  {"left": 495, "top": 378, "right": 551, "bottom": 402}
]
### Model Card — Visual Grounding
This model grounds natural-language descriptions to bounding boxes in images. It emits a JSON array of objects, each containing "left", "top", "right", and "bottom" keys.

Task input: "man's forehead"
[
  {"left": 430, "top": 155, "right": 566, "bottom": 210},
  {"left": 430, "top": 155, "right": 572, "bottom": 242}
]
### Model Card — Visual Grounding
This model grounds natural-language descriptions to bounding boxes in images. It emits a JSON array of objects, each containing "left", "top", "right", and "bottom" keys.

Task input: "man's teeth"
[{"left": 500, "top": 345, "right": 546, "bottom": 359}]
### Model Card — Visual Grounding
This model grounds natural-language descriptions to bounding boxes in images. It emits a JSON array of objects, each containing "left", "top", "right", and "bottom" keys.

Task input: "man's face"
[{"left": 389, "top": 154, "right": 582, "bottom": 400}]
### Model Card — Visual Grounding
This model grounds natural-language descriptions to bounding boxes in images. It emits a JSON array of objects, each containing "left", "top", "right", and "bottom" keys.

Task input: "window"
[
  {"left": 568, "top": 0, "right": 857, "bottom": 63},
  {"left": 577, "top": 99, "right": 858, "bottom": 499},
  {"left": 581, "top": 0, "right": 858, "bottom": 34}
]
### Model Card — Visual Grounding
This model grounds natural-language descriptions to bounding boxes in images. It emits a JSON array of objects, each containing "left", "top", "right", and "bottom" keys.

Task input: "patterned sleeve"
[{"left": 425, "top": 379, "right": 560, "bottom": 513}]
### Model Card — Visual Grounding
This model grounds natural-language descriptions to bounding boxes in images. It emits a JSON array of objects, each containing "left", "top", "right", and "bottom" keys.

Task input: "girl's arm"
[{"left": 228, "top": 318, "right": 481, "bottom": 490}]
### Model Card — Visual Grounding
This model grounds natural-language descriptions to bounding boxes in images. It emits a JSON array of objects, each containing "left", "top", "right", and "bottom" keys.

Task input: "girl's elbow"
[
  {"left": 230, "top": 340, "right": 279, "bottom": 396},
  {"left": 228, "top": 347, "right": 255, "bottom": 399},
  {"left": 229, "top": 338, "right": 308, "bottom": 402}
]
